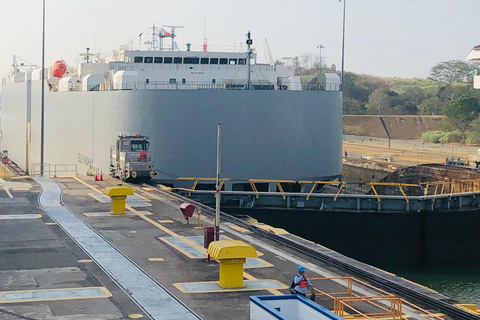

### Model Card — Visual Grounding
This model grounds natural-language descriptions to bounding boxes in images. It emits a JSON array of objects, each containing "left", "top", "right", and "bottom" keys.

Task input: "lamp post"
[
  {"left": 317, "top": 44, "right": 324, "bottom": 72},
  {"left": 40, "top": 0, "right": 45, "bottom": 176},
  {"left": 339, "top": 0, "right": 346, "bottom": 91}
]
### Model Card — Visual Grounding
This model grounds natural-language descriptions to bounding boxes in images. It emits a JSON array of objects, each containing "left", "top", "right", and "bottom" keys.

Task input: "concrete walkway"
[{"left": 34, "top": 176, "right": 201, "bottom": 320}]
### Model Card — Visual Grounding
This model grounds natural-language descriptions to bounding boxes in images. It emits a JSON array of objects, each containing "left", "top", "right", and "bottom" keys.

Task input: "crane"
[{"left": 263, "top": 38, "right": 274, "bottom": 66}]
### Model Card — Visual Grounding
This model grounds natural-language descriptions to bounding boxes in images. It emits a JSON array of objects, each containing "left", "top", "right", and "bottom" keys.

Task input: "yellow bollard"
[
  {"left": 207, "top": 240, "right": 257, "bottom": 288},
  {"left": 103, "top": 185, "right": 134, "bottom": 215}
]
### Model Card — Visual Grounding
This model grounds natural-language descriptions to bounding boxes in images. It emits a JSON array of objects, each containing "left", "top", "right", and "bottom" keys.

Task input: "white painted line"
[
  {"left": 3, "top": 186, "right": 13, "bottom": 198},
  {"left": 0, "top": 214, "right": 42, "bottom": 220}
]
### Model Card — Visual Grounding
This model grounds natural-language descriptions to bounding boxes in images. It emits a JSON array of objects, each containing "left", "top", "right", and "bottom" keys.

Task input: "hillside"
[{"left": 343, "top": 115, "right": 444, "bottom": 139}]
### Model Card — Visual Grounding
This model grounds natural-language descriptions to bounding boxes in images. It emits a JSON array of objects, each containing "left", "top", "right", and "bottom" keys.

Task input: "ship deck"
[{"left": 0, "top": 175, "right": 474, "bottom": 320}]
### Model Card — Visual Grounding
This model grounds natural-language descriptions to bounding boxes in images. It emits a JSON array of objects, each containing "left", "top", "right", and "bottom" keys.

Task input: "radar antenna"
[{"left": 160, "top": 25, "right": 184, "bottom": 51}]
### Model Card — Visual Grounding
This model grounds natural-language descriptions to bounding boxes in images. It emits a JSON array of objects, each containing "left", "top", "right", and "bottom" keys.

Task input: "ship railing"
[{"left": 30, "top": 163, "right": 78, "bottom": 178}]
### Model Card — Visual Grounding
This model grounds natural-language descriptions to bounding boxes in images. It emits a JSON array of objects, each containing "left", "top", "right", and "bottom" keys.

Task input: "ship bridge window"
[
  {"left": 200, "top": 58, "right": 209, "bottom": 64},
  {"left": 229, "top": 59, "right": 237, "bottom": 65},
  {"left": 169, "top": 78, "right": 176, "bottom": 84},
  {"left": 144, "top": 57, "right": 153, "bottom": 63},
  {"left": 184, "top": 57, "right": 199, "bottom": 64},
  {"left": 174, "top": 57, "right": 182, "bottom": 64},
  {"left": 238, "top": 58, "right": 246, "bottom": 65},
  {"left": 154, "top": 57, "right": 163, "bottom": 63},
  {"left": 131, "top": 141, "right": 149, "bottom": 151},
  {"left": 219, "top": 58, "right": 228, "bottom": 65},
  {"left": 164, "top": 57, "right": 173, "bottom": 63},
  {"left": 134, "top": 56, "right": 143, "bottom": 63},
  {"left": 210, "top": 58, "right": 218, "bottom": 64}
]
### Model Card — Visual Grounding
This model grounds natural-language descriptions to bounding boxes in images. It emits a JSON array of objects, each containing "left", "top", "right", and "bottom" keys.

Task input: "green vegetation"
[{"left": 295, "top": 56, "right": 480, "bottom": 145}]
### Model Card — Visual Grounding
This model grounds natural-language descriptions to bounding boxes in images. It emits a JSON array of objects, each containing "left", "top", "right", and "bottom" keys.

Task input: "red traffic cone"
[
  {"left": 100, "top": 173, "right": 103, "bottom": 181},
  {"left": 95, "top": 174, "right": 99, "bottom": 181}
]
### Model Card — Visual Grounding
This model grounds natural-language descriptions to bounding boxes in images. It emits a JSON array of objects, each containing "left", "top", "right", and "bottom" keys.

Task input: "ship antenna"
[{"left": 245, "top": 31, "right": 253, "bottom": 90}]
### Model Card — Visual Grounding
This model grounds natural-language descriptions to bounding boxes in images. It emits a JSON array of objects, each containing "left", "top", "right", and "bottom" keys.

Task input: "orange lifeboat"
[{"left": 51, "top": 60, "right": 66, "bottom": 78}]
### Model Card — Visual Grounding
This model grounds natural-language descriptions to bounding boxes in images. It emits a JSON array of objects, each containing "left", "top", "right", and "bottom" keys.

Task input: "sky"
[{"left": 0, "top": 0, "right": 478, "bottom": 80}]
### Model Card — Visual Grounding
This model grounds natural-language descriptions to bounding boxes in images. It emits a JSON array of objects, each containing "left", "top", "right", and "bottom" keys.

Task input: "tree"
[
  {"left": 437, "top": 83, "right": 473, "bottom": 103},
  {"left": 442, "top": 97, "right": 480, "bottom": 139},
  {"left": 368, "top": 88, "right": 391, "bottom": 115},
  {"left": 428, "top": 60, "right": 475, "bottom": 83},
  {"left": 299, "top": 53, "right": 314, "bottom": 70},
  {"left": 418, "top": 96, "right": 444, "bottom": 115},
  {"left": 343, "top": 97, "right": 365, "bottom": 114}
]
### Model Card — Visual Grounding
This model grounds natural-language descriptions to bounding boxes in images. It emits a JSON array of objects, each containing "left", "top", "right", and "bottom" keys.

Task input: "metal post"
[
  {"left": 416, "top": 142, "right": 418, "bottom": 166},
  {"left": 317, "top": 44, "right": 324, "bottom": 72},
  {"left": 215, "top": 123, "right": 221, "bottom": 240},
  {"left": 340, "top": 0, "right": 346, "bottom": 92},
  {"left": 40, "top": 0, "right": 46, "bottom": 176}
]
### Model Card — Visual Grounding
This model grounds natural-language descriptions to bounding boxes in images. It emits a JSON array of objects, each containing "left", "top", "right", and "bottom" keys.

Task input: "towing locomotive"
[{"left": 110, "top": 134, "right": 156, "bottom": 181}]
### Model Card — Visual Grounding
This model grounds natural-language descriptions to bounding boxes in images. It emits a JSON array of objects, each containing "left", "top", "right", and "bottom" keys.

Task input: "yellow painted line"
[
  {"left": 142, "top": 187, "right": 153, "bottom": 191},
  {"left": 129, "top": 314, "right": 144, "bottom": 319},
  {"left": 78, "top": 259, "right": 93, "bottom": 263},
  {"left": 3, "top": 186, "right": 13, "bottom": 198},
  {"left": 255, "top": 224, "right": 289, "bottom": 235},
  {"left": 88, "top": 192, "right": 108, "bottom": 203},
  {"left": 71, "top": 176, "right": 104, "bottom": 193},
  {"left": 129, "top": 231, "right": 137, "bottom": 234},
  {"left": 148, "top": 258, "right": 165, "bottom": 262},
  {"left": 45, "top": 222, "right": 57, "bottom": 225},
  {"left": 132, "top": 193, "right": 150, "bottom": 201},
  {"left": 229, "top": 225, "right": 250, "bottom": 233},
  {"left": 158, "top": 219, "right": 174, "bottom": 223},
  {"left": 0, "top": 287, "right": 111, "bottom": 303},
  {"left": 12, "top": 188, "right": 30, "bottom": 191}
]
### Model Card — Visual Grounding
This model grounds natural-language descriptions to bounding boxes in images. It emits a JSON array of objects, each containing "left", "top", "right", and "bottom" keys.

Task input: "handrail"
[
  {"left": 248, "top": 179, "right": 296, "bottom": 200},
  {"left": 30, "top": 163, "right": 78, "bottom": 177},
  {"left": 177, "top": 177, "right": 230, "bottom": 197}
]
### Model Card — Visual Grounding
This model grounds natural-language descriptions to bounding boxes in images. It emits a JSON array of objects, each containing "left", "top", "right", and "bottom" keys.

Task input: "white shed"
[
  {"left": 82, "top": 74, "right": 105, "bottom": 91},
  {"left": 113, "top": 71, "right": 138, "bottom": 90}
]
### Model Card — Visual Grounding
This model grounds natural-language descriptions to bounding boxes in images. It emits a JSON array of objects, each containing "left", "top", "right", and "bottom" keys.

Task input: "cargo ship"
[{"left": 0, "top": 26, "right": 342, "bottom": 191}]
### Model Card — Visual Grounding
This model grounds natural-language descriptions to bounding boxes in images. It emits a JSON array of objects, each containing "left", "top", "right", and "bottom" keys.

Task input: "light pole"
[
  {"left": 340, "top": 0, "right": 346, "bottom": 91},
  {"left": 40, "top": 0, "right": 45, "bottom": 176},
  {"left": 317, "top": 44, "right": 324, "bottom": 72}
]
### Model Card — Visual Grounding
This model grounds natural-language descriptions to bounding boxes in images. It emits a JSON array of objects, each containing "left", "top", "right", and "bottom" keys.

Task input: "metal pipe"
[
  {"left": 40, "top": 0, "right": 45, "bottom": 176},
  {"left": 215, "top": 123, "right": 221, "bottom": 239},
  {"left": 340, "top": 0, "right": 346, "bottom": 92}
]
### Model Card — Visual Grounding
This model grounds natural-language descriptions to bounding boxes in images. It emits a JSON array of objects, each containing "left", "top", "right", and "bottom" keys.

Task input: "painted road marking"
[
  {"left": 158, "top": 219, "right": 174, "bottom": 223},
  {"left": 148, "top": 258, "right": 165, "bottom": 262},
  {"left": 3, "top": 186, "right": 13, "bottom": 198},
  {"left": 0, "top": 287, "right": 111, "bottom": 303},
  {"left": 173, "top": 279, "right": 287, "bottom": 294},
  {"left": 45, "top": 222, "right": 57, "bottom": 225},
  {"left": 0, "top": 214, "right": 41, "bottom": 220},
  {"left": 78, "top": 259, "right": 93, "bottom": 263},
  {"left": 83, "top": 211, "right": 152, "bottom": 217}
]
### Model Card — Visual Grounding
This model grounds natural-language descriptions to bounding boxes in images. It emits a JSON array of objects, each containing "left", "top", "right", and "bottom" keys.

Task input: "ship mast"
[{"left": 245, "top": 31, "right": 253, "bottom": 90}]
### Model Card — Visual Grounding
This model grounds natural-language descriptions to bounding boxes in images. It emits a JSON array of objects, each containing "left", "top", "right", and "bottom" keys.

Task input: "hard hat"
[{"left": 298, "top": 266, "right": 305, "bottom": 272}]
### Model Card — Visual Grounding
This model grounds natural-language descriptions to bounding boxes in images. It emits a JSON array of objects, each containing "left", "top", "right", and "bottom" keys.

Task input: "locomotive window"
[
  {"left": 134, "top": 56, "right": 143, "bottom": 63},
  {"left": 131, "top": 141, "right": 148, "bottom": 151}
]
